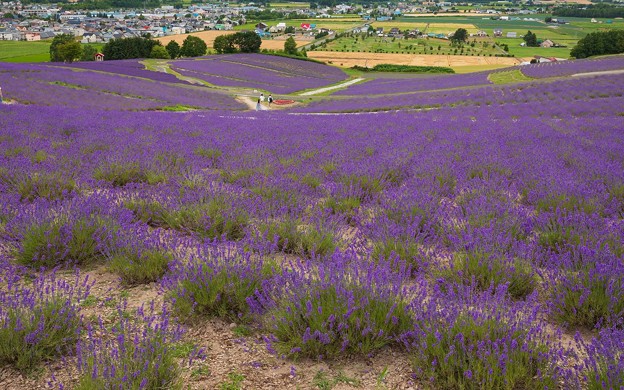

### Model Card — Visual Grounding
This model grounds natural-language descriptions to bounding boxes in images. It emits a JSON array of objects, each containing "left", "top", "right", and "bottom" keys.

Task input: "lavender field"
[{"left": 0, "top": 54, "right": 623, "bottom": 390}]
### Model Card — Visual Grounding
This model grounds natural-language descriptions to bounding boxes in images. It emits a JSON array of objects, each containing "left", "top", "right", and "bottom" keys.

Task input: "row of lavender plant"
[
  {"left": 170, "top": 53, "right": 348, "bottom": 94},
  {"left": 520, "top": 54, "right": 624, "bottom": 78},
  {"left": 333, "top": 71, "right": 492, "bottom": 96},
  {"left": 57, "top": 59, "right": 189, "bottom": 84},
  {"left": 0, "top": 62, "right": 245, "bottom": 110},
  {"left": 298, "top": 72, "right": 624, "bottom": 112}
]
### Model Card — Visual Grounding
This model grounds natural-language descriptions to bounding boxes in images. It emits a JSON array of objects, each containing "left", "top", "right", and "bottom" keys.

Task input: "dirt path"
[
  {"left": 299, "top": 78, "right": 364, "bottom": 96},
  {"left": 238, "top": 96, "right": 270, "bottom": 111}
]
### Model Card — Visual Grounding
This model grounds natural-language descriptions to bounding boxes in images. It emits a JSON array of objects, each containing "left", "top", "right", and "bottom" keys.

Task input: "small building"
[
  {"left": 540, "top": 39, "right": 554, "bottom": 48},
  {"left": 388, "top": 27, "right": 400, "bottom": 37},
  {"left": 493, "top": 29, "right": 502, "bottom": 37},
  {"left": 506, "top": 32, "right": 517, "bottom": 38},
  {"left": 94, "top": 52, "right": 105, "bottom": 61}
]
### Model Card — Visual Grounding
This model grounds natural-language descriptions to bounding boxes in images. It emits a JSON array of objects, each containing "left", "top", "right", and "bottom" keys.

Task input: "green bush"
[
  {"left": 259, "top": 218, "right": 336, "bottom": 258},
  {"left": 109, "top": 249, "right": 172, "bottom": 285},
  {"left": 15, "top": 216, "right": 116, "bottom": 268},
  {"left": 0, "top": 298, "right": 81, "bottom": 371},
  {"left": 439, "top": 251, "right": 536, "bottom": 299}
]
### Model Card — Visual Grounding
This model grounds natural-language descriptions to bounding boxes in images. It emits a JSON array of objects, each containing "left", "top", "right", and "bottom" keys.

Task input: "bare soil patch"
[{"left": 307, "top": 51, "right": 521, "bottom": 69}]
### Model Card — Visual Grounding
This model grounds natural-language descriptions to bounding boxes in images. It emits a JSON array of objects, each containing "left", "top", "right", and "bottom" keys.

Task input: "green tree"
[
  {"left": 571, "top": 30, "right": 624, "bottom": 59},
  {"left": 57, "top": 41, "right": 82, "bottom": 63},
  {"left": 232, "top": 31, "right": 261, "bottom": 53},
  {"left": 180, "top": 35, "right": 207, "bottom": 57},
  {"left": 102, "top": 37, "right": 159, "bottom": 60},
  {"left": 50, "top": 34, "right": 77, "bottom": 62},
  {"left": 451, "top": 28, "right": 468, "bottom": 43},
  {"left": 150, "top": 45, "right": 170, "bottom": 59},
  {"left": 213, "top": 34, "right": 237, "bottom": 54},
  {"left": 523, "top": 30, "right": 538, "bottom": 47},
  {"left": 284, "top": 26, "right": 295, "bottom": 34},
  {"left": 165, "top": 41, "right": 180, "bottom": 58},
  {"left": 284, "top": 36, "right": 297, "bottom": 55},
  {"left": 80, "top": 45, "right": 98, "bottom": 61}
]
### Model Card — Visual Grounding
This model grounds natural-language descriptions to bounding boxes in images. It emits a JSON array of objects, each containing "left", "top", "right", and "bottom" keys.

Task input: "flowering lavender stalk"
[
  {"left": 579, "top": 327, "right": 624, "bottom": 389},
  {"left": 0, "top": 266, "right": 91, "bottom": 371},
  {"left": 404, "top": 283, "right": 576, "bottom": 389},
  {"left": 74, "top": 303, "right": 183, "bottom": 390},
  {"left": 163, "top": 243, "right": 273, "bottom": 322},
  {"left": 259, "top": 251, "right": 420, "bottom": 359}
]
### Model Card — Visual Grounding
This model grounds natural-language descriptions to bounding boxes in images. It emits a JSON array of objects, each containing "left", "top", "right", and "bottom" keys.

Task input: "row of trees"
[
  {"left": 553, "top": 4, "right": 624, "bottom": 18},
  {"left": 213, "top": 31, "right": 261, "bottom": 54},
  {"left": 571, "top": 30, "right": 624, "bottom": 59},
  {"left": 49, "top": 34, "right": 209, "bottom": 62}
]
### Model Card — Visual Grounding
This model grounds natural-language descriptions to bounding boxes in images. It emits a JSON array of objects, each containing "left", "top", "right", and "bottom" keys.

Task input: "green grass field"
[
  {"left": 0, "top": 41, "right": 51, "bottom": 62},
  {"left": 488, "top": 69, "right": 533, "bottom": 84}
]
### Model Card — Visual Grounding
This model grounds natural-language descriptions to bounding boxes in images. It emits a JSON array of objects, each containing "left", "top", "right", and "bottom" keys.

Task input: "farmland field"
[
  {"left": 156, "top": 30, "right": 309, "bottom": 50},
  {"left": 307, "top": 51, "right": 521, "bottom": 70},
  {"left": 0, "top": 40, "right": 51, "bottom": 62},
  {"left": 1, "top": 54, "right": 624, "bottom": 390}
]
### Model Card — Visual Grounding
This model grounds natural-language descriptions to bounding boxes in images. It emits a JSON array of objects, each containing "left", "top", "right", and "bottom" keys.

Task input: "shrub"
[
  {"left": 258, "top": 217, "right": 337, "bottom": 258},
  {"left": 261, "top": 253, "right": 418, "bottom": 359},
  {"left": 439, "top": 250, "right": 536, "bottom": 299},
  {"left": 14, "top": 215, "right": 118, "bottom": 268},
  {"left": 580, "top": 327, "right": 624, "bottom": 389},
  {"left": 165, "top": 248, "right": 274, "bottom": 322},
  {"left": 194, "top": 147, "right": 223, "bottom": 167},
  {"left": 323, "top": 196, "right": 360, "bottom": 224},
  {"left": 166, "top": 197, "right": 249, "bottom": 240},
  {"left": 340, "top": 174, "right": 384, "bottom": 202},
  {"left": 0, "top": 269, "right": 90, "bottom": 372},
  {"left": 94, "top": 161, "right": 164, "bottom": 186},
  {"left": 406, "top": 284, "right": 569, "bottom": 389},
  {"left": 0, "top": 171, "right": 76, "bottom": 201},
  {"left": 109, "top": 248, "right": 173, "bottom": 285},
  {"left": 75, "top": 305, "right": 183, "bottom": 390},
  {"left": 549, "top": 248, "right": 624, "bottom": 328},
  {"left": 372, "top": 237, "right": 421, "bottom": 267}
]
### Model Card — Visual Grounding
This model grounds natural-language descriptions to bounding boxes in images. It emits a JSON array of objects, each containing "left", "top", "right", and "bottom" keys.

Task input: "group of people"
[{"left": 256, "top": 93, "right": 274, "bottom": 111}]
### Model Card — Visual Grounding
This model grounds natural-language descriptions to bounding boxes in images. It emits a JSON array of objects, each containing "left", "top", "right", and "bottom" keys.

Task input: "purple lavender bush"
[
  {"left": 0, "top": 267, "right": 91, "bottom": 371},
  {"left": 74, "top": 303, "right": 183, "bottom": 390},
  {"left": 5, "top": 196, "right": 132, "bottom": 268},
  {"left": 580, "top": 327, "right": 624, "bottom": 389},
  {"left": 404, "top": 283, "right": 574, "bottom": 389},
  {"left": 258, "top": 251, "right": 419, "bottom": 359},
  {"left": 164, "top": 245, "right": 274, "bottom": 322}
]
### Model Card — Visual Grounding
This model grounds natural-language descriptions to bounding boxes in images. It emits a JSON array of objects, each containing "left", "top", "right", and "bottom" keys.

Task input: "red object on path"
[{"left": 273, "top": 99, "right": 295, "bottom": 105}]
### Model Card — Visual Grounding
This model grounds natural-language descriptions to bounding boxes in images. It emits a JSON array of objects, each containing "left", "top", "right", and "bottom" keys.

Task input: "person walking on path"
[
  {"left": 268, "top": 94, "right": 273, "bottom": 106},
  {"left": 256, "top": 98, "right": 261, "bottom": 111},
  {"left": 260, "top": 93, "right": 265, "bottom": 103}
]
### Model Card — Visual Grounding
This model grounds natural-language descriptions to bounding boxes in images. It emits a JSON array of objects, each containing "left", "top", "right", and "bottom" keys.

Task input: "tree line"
[
  {"left": 49, "top": 34, "right": 210, "bottom": 62},
  {"left": 553, "top": 4, "right": 624, "bottom": 18},
  {"left": 571, "top": 30, "right": 624, "bottom": 58}
]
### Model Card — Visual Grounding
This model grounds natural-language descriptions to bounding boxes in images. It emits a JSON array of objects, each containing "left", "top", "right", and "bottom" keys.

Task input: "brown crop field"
[
  {"left": 156, "top": 31, "right": 308, "bottom": 50},
  {"left": 307, "top": 51, "right": 521, "bottom": 69}
]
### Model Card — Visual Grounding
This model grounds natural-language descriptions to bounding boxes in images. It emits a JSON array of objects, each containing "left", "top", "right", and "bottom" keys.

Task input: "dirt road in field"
[{"left": 307, "top": 51, "right": 521, "bottom": 69}]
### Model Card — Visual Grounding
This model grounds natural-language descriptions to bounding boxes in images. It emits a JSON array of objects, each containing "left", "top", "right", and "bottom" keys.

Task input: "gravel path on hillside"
[{"left": 299, "top": 78, "right": 364, "bottom": 96}]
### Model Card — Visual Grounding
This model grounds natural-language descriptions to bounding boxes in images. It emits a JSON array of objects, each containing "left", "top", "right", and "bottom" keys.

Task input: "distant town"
[{"left": 0, "top": 1, "right": 555, "bottom": 44}]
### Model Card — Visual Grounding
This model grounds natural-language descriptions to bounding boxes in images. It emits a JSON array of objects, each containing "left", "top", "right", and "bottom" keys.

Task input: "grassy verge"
[{"left": 488, "top": 69, "right": 533, "bottom": 84}]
